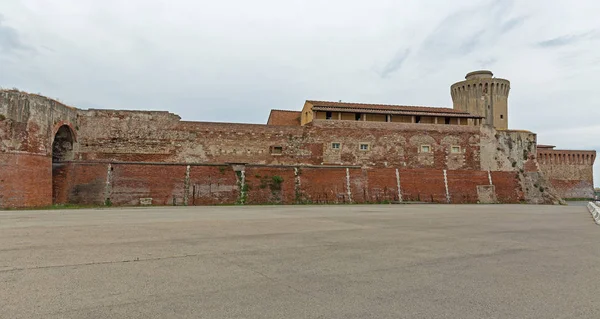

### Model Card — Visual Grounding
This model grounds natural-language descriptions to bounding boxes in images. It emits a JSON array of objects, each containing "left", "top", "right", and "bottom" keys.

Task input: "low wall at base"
[
  {"left": 0, "top": 153, "right": 52, "bottom": 208},
  {"left": 48, "top": 162, "right": 527, "bottom": 207},
  {"left": 548, "top": 179, "right": 595, "bottom": 200}
]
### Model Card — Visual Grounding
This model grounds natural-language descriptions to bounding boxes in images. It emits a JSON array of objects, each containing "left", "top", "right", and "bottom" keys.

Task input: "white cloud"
[{"left": 1, "top": 0, "right": 599, "bottom": 186}]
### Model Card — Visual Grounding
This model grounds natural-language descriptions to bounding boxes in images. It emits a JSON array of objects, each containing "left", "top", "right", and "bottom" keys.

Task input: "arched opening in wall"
[
  {"left": 52, "top": 126, "right": 75, "bottom": 162},
  {"left": 52, "top": 125, "right": 75, "bottom": 205}
]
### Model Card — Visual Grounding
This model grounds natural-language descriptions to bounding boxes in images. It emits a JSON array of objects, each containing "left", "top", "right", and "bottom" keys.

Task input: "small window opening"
[
  {"left": 326, "top": 111, "right": 332, "bottom": 120},
  {"left": 331, "top": 143, "right": 341, "bottom": 150},
  {"left": 416, "top": 116, "right": 421, "bottom": 123},
  {"left": 451, "top": 146, "right": 461, "bottom": 154},
  {"left": 271, "top": 146, "right": 283, "bottom": 155},
  {"left": 421, "top": 145, "right": 431, "bottom": 153},
  {"left": 500, "top": 114, "right": 504, "bottom": 119},
  {"left": 359, "top": 143, "right": 369, "bottom": 151},
  {"left": 355, "top": 113, "right": 362, "bottom": 121}
]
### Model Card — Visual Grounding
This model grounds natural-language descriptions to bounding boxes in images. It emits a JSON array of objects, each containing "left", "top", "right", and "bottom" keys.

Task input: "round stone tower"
[{"left": 450, "top": 70, "right": 510, "bottom": 129}]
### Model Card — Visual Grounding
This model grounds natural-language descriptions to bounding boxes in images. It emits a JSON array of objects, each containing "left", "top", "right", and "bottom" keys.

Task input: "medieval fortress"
[{"left": 0, "top": 71, "right": 595, "bottom": 208}]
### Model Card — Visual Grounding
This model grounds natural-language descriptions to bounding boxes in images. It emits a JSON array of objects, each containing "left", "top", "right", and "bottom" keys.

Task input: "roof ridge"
[
  {"left": 306, "top": 100, "right": 453, "bottom": 110},
  {"left": 269, "top": 109, "right": 301, "bottom": 113}
]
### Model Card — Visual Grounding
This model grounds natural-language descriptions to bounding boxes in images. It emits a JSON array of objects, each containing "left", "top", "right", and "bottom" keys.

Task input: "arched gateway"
[{"left": 52, "top": 125, "right": 76, "bottom": 204}]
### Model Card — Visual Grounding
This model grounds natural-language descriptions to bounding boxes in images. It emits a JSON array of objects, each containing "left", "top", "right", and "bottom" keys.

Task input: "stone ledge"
[{"left": 586, "top": 202, "right": 600, "bottom": 225}]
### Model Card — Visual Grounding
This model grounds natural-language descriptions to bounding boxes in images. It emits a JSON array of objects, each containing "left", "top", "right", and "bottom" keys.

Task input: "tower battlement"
[{"left": 451, "top": 71, "right": 510, "bottom": 130}]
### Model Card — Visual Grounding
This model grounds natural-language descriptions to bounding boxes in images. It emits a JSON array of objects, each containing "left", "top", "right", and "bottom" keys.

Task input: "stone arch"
[
  {"left": 51, "top": 124, "right": 77, "bottom": 205},
  {"left": 52, "top": 125, "right": 76, "bottom": 162}
]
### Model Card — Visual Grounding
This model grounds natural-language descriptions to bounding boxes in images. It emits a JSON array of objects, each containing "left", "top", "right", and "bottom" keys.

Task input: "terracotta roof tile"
[
  {"left": 306, "top": 100, "right": 470, "bottom": 115},
  {"left": 267, "top": 110, "right": 301, "bottom": 126}
]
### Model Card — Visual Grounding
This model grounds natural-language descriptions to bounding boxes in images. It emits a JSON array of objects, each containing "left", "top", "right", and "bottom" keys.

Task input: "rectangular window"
[
  {"left": 451, "top": 146, "right": 461, "bottom": 154},
  {"left": 271, "top": 146, "right": 283, "bottom": 155},
  {"left": 421, "top": 145, "right": 431, "bottom": 153},
  {"left": 359, "top": 143, "right": 369, "bottom": 151},
  {"left": 331, "top": 143, "right": 341, "bottom": 150},
  {"left": 500, "top": 114, "right": 504, "bottom": 119},
  {"left": 355, "top": 113, "right": 361, "bottom": 121},
  {"left": 326, "top": 111, "right": 332, "bottom": 120}
]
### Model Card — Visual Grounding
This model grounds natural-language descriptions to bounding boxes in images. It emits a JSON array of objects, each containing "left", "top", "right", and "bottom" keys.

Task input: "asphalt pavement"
[{"left": 1, "top": 204, "right": 599, "bottom": 318}]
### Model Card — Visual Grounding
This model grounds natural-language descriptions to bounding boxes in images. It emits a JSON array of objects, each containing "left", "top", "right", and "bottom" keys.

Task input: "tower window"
[
  {"left": 326, "top": 111, "right": 332, "bottom": 120},
  {"left": 500, "top": 114, "right": 504, "bottom": 119},
  {"left": 355, "top": 113, "right": 361, "bottom": 121}
]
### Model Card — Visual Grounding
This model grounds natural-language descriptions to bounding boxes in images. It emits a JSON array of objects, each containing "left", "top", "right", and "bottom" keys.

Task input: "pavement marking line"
[{"left": 0, "top": 253, "right": 210, "bottom": 274}]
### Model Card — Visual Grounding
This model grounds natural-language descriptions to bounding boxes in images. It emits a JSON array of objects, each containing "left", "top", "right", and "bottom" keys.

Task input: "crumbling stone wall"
[
  {"left": 76, "top": 111, "right": 482, "bottom": 171},
  {"left": 0, "top": 90, "right": 580, "bottom": 208},
  {"left": 479, "top": 126, "right": 563, "bottom": 204},
  {"left": 0, "top": 90, "right": 79, "bottom": 207},
  {"left": 537, "top": 149, "right": 596, "bottom": 199}
]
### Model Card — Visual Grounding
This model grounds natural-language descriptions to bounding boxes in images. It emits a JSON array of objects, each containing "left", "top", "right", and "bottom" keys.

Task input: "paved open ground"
[{"left": 1, "top": 205, "right": 599, "bottom": 319}]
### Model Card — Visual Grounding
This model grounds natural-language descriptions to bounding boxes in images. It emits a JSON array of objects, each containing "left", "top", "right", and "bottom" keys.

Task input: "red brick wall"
[
  {"left": 110, "top": 164, "right": 187, "bottom": 206},
  {"left": 0, "top": 153, "right": 52, "bottom": 208},
  {"left": 52, "top": 162, "right": 108, "bottom": 205},
  {"left": 188, "top": 165, "right": 238, "bottom": 205},
  {"left": 491, "top": 171, "right": 524, "bottom": 203},
  {"left": 548, "top": 179, "right": 595, "bottom": 200},
  {"left": 245, "top": 166, "right": 296, "bottom": 204},
  {"left": 537, "top": 149, "right": 596, "bottom": 199},
  {"left": 399, "top": 169, "right": 447, "bottom": 203},
  {"left": 362, "top": 168, "right": 400, "bottom": 202},
  {"left": 447, "top": 170, "right": 489, "bottom": 203},
  {"left": 298, "top": 167, "right": 349, "bottom": 204},
  {"left": 47, "top": 162, "right": 527, "bottom": 207},
  {"left": 77, "top": 113, "right": 482, "bottom": 171}
]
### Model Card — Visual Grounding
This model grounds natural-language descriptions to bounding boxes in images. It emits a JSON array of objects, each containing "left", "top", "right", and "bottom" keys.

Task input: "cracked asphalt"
[{"left": 1, "top": 204, "right": 599, "bottom": 318}]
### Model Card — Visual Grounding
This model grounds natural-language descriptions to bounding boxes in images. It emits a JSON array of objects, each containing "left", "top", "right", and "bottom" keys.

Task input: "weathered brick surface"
[
  {"left": 0, "top": 153, "right": 52, "bottom": 208},
  {"left": 398, "top": 169, "right": 447, "bottom": 203},
  {"left": 50, "top": 162, "right": 530, "bottom": 206},
  {"left": 267, "top": 110, "right": 301, "bottom": 126},
  {"left": 361, "top": 168, "right": 399, "bottom": 203},
  {"left": 537, "top": 149, "right": 596, "bottom": 199},
  {"left": 491, "top": 171, "right": 524, "bottom": 203},
  {"left": 110, "top": 164, "right": 186, "bottom": 206},
  {"left": 0, "top": 89, "right": 588, "bottom": 207},
  {"left": 76, "top": 111, "right": 482, "bottom": 170},
  {"left": 52, "top": 162, "right": 108, "bottom": 205},
  {"left": 447, "top": 170, "right": 489, "bottom": 203},
  {"left": 244, "top": 166, "right": 296, "bottom": 204},
  {"left": 298, "top": 167, "right": 350, "bottom": 204},
  {"left": 547, "top": 179, "right": 595, "bottom": 200},
  {"left": 188, "top": 166, "right": 238, "bottom": 205}
]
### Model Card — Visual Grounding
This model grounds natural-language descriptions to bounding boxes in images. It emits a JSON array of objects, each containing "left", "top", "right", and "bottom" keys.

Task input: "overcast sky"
[{"left": 1, "top": 0, "right": 599, "bottom": 186}]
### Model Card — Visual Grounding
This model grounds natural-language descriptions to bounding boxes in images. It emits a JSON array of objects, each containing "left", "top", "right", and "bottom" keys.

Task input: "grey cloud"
[
  {"left": 500, "top": 16, "right": 527, "bottom": 33},
  {"left": 380, "top": 48, "right": 410, "bottom": 78},
  {"left": 459, "top": 31, "right": 485, "bottom": 55},
  {"left": 0, "top": 14, "right": 34, "bottom": 54},
  {"left": 537, "top": 31, "right": 598, "bottom": 48},
  {"left": 420, "top": 0, "right": 522, "bottom": 57}
]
